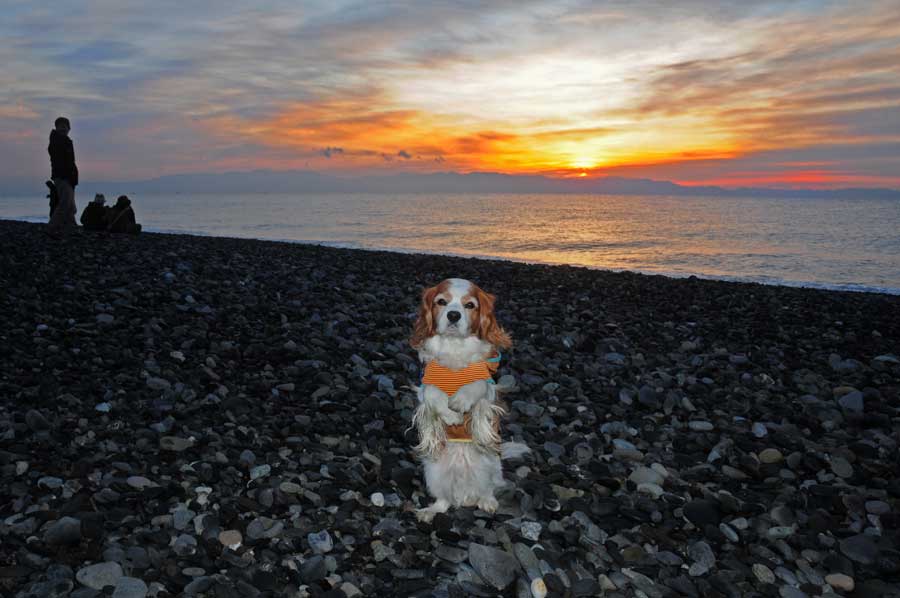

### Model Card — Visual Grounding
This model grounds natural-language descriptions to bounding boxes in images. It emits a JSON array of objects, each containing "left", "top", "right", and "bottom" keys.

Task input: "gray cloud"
[{"left": 1, "top": 0, "right": 899, "bottom": 187}]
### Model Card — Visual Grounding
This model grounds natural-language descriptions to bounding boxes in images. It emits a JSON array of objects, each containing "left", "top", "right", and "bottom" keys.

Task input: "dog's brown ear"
[
  {"left": 473, "top": 286, "right": 512, "bottom": 350},
  {"left": 410, "top": 285, "right": 440, "bottom": 349}
]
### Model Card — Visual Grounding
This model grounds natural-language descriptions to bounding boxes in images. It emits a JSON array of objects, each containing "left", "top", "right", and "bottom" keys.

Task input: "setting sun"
[{"left": 571, "top": 157, "right": 599, "bottom": 170}]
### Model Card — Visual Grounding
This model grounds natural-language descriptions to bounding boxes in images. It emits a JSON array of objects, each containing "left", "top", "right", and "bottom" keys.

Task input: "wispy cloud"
[{"left": 1, "top": 0, "right": 898, "bottom": 188}]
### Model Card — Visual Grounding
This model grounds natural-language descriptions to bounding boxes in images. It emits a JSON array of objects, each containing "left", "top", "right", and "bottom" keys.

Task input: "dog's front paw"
[
  {"left": 441, "top": 409, "right": 463, "bottom": 426},
  {"left": 449, "top": 380, "right": 488, "bottom": 413}
]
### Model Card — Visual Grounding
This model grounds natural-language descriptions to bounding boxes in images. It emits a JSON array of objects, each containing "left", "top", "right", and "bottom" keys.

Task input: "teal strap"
[{"left": 486, "top": 351, "right": 500, "bottom": 385}]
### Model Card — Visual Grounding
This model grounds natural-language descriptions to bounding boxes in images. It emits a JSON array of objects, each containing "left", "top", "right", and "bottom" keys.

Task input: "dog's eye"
[
  {"left": 464, "top": 302, "right": 476, "bottom": 309},
  {"left": 436, "top": 298, "right": 447, "bottom": 306}
]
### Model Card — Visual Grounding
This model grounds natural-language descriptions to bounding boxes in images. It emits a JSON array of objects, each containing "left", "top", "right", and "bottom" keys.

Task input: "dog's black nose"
[{"left": 447, "top": 310, "right": 461, "bottom": 323}]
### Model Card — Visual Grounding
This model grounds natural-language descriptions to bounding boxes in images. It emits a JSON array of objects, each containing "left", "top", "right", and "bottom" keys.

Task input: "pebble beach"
[{"left": 1, "top": 218, "right": 899, "bottom": 597}]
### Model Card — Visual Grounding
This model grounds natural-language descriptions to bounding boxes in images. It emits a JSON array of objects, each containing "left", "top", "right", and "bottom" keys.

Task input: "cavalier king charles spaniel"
[{"left": 410, "top": 278, "right": 528, "bottom": 522}]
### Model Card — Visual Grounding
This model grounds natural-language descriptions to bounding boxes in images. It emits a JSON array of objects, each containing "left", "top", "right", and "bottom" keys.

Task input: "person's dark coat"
[
  {"left": 48, "top": 129, "right": 78, "bottom": 187},
  {"left": 107, "top": 196, "right": 141, "bottom": 234},
  {"left": 80, "top": 203, "right": 107, "bottom": 230}
]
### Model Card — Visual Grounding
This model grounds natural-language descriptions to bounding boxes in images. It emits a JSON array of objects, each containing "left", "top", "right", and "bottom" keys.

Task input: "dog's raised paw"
[{"left": 440, "top": 410, "right": 463, "bottom": 426}]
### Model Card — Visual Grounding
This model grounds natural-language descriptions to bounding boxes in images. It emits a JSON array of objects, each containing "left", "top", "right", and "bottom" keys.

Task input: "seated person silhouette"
[
  {"left": 107, "top": 195, "right": 142, "bottom": 234},
  {"left": 80, "top": 194, "right": 108, "bottom": 230}
]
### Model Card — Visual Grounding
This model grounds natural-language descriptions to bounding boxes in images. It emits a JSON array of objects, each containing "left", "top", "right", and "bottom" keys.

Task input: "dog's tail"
[{"left": 500, "top": 442, "right": 531, "bottom": 460}]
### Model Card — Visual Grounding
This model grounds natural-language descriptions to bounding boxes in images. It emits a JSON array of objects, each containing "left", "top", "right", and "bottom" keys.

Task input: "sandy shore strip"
[{"left": 1, "top": 218, "right": 899, "bottom": 597}]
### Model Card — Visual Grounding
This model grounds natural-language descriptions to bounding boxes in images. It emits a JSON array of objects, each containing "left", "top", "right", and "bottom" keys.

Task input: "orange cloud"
[
  {"left": 166, "top": 1, "right": 900, "bottom": 188},
  {"left": 200, "top": 93, "right": 748, "bottom": 178}
]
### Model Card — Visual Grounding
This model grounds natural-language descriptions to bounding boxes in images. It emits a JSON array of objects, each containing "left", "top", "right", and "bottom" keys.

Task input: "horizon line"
[{"left": 3, "top": 168, "right": 900, "bottom": 196}]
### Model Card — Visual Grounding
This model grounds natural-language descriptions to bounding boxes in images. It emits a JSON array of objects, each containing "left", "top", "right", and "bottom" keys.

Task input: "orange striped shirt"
[
  {"left": 422, "top": 358, "right": 499, "bottom": 397},
  {"left": 421, "top": 354, "right": 500, "bottom": 442}
]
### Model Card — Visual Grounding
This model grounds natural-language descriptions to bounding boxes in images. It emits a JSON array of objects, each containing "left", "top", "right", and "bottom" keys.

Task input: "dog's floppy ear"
[
  {"left": 473, "top": 286, "right": 512, "bottom": 349},
  {"left": 410, "top": 284, "right": 440, "bottom": 349}
]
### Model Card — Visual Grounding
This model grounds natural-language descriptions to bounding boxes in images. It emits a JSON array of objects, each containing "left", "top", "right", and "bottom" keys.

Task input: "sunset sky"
[{"left": 2, "top": 0, "right": 899, "bottom": 190}]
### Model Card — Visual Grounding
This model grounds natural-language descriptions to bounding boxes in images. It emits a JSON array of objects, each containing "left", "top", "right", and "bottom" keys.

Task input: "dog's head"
[{"left": 410, "top": 278, "right": 511, "bottom": 350}]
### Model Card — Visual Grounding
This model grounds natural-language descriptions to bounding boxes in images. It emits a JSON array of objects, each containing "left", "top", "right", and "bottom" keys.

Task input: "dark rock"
[
  {"left": 468, "top": 543, "right": 519, "bottom": 590},
  {"left": 683, "top": 499, "right": 721, "bottom": 527},
  {"left": 43, "top": 517, "right": 82, "bottom": 545},
  {"left": 840, "top": 534, "right": 879, "bottom": 565},
  {"left": 299, "top": 555, "right": 328, "bottom": 584}
]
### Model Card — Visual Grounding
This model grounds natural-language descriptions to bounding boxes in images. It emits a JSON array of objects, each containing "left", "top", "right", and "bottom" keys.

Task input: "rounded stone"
[
  {"left": 825, "top": 573, "right": 854, "bottom": 592},
  {"left": 146, "top": 377, "right": 171, "bottom": 391},
  {"left": 111, "top": 577, "right": 148, "bottom": 598},
  {"left": 629, "top": 466, "right": 664, "bottom": 486},
  {"left": 126, "top": 476, "right": 154, "bottom": 490},
  {"left": 308, "top": 530, "right": 333, "bottom": 554},
  {"left": 839, "top": 534, "right": 878, "bottom": 564},
  {"left": 752, "top": 563, "right": 775, "bottom": 584},
  {"left": 830, "top": 457, "right": 853, "bottom": 478},
  {"left": 865, "top": 500, "right": 890, "bottom": 515},
  {"left": 719, "top": 523, "right": 739, "bottom": 543},
  {"left": 468, "top": 543, "right": 518, "bottom": 590},
  {"left": 279, "top": 481, "right": 302, "bottom": 494},
  {"left": 637, "top": 482, "right": 665, "bottom": 498},
  {"left": 759, "top": 448, "right": 784, "bottom": 464},
  {"left": 521, "top": 521, "right": 542, "bottom": 541},
  {"left": 76, "top": 562, "right": 124, "bottom": 590},
  {"left": 767, "top": 525, "right": 795, "bottom": 540},
  {"left": 159, "top": 436, "right": 193, "bottom": 451},
  {"left": 182, "top": 567, "right": 206, "bottom": 577},
  {"left": 44, "top": 517, "right": 82, "bottom": 545},
  {"left": 218, "top": 530, "right": 242, "bottom": 549}
]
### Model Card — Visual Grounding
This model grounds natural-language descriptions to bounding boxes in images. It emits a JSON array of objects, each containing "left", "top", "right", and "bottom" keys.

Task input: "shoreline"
[
  {"left": 1, "top": 218, "right": 899, "bottom": 596},
  {"left": 3, "top": 216, "right": 899, "bottom": 297}
]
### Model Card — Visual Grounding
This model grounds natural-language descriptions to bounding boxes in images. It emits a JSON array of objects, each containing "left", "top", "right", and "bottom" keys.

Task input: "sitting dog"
[
  {"left": 46, "top": 180, "right": 59, "bottom": 218},
  {"left": 410, "top": 278, "right": 526, "bottom": 522}
]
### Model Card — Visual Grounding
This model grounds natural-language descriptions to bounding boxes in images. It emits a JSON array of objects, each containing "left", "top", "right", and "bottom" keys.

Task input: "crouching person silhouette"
[
  {"left": 80, "top": 194, "right": 108, "bottom": 231},
  {"left": 107, "top": 195, "right": 142, "bottom": 234}
]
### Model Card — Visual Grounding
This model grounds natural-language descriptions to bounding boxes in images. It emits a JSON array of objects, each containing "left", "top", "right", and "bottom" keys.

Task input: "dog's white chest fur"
[{"left": 420, "top": 335, "right": 492, "bottom": 370}]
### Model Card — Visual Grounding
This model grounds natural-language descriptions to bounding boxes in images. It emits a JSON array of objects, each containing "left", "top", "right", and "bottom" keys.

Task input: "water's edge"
[
  {"left": 143, "top": 221, "right": 898, "bottom": 296},
  {"left": 0, "top": 194, "right": 900, "bottom": 295}
]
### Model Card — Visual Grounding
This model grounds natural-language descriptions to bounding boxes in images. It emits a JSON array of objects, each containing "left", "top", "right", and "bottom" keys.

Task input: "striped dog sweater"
[{"left": 421, "top": 352, "right": 500, "bottom": 442}]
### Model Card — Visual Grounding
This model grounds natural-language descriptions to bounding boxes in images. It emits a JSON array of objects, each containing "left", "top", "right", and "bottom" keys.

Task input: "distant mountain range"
[{"left": 4, "top": 170, "right": 900, "bottom": 199}]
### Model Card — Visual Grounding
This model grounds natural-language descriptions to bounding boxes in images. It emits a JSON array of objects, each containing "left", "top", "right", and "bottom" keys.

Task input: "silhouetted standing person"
[{"left": 48, "top": 117, "right": 78, "bottom": 236}]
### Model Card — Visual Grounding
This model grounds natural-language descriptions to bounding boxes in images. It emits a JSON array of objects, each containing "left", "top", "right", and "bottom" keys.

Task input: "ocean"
[{"left": 2, "top": 192, "right": 899, "bottom": 294}]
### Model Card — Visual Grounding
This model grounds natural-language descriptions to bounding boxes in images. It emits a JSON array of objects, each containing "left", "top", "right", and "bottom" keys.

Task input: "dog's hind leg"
[
  {"left": 476, "top": 496, "right": 498, "bottom": 514},
  {"left": 416, "top": 499, "right": 450, "bottom": 523}
]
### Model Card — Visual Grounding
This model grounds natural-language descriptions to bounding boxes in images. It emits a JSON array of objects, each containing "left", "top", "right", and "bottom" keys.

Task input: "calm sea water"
[{"left": 2, "top": 192, "right": 899, "bottom": 294}]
